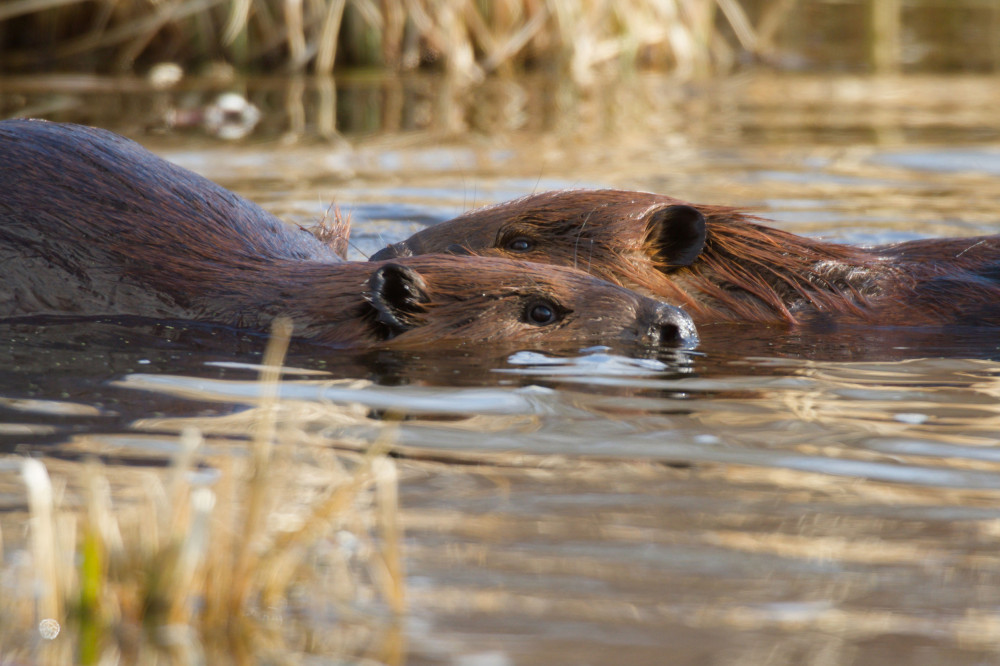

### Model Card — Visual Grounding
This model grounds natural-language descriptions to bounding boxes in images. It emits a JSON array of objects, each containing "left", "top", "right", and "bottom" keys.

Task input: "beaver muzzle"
[{"left": 648, "top": 303, "right": 699, "bottom": 347}]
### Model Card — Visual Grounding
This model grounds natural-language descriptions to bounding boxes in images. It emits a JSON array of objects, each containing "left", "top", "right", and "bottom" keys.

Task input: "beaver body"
[
  {"left": 0, "top": 122, "right": 696, "bottom": 349},
  {"left": 372, "top": 189, "right": 1000, "bottom": 328}
]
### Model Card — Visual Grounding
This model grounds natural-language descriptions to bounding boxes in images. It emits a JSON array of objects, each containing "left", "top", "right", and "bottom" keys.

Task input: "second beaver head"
[{"left": 285, "top": 255, "right": 698, "bottom": 350}]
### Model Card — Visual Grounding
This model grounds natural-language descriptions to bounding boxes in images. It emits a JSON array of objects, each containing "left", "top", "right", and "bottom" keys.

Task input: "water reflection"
[{"left": 46, "top": 329, "right": 998, "bottom": 496}]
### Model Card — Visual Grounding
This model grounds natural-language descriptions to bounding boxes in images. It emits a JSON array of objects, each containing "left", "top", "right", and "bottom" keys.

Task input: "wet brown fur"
[
  {"left": 374, "top": 189, "right": 1000, "bottom": 328},
  {"left": 0, "top": 121, "right": 695, "bottom": 349}
]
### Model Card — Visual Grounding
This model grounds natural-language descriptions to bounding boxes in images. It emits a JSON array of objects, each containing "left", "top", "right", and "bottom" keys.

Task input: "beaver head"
[
  {"left": 371, "top": 189, "right": 708, "bottom": 287},
  {"left": 284, "top": 255, "right": 698, "bottom": 349},
  {"left": 370, "top": 189, "right": 873, "bottom": 323}
]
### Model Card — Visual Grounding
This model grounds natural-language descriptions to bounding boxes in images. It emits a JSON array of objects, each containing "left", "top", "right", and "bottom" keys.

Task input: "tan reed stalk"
[
  {"left": 226, "top": 316, "right": 292, "bottom": 617},
  {"left": 21, "top": 458, "right": 64, "bottom": 625}
]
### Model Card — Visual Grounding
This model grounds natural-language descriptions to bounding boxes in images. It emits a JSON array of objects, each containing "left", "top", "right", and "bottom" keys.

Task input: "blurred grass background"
[
  {"left": 3, "top": 0, "right": 998, "bottom": 83},
  {"left": 0, "top": 0, "right": 755, "bottom": 82}
]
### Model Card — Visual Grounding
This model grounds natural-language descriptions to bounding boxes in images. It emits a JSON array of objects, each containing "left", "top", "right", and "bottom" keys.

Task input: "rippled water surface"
[{"left": 3, "top": 71, "right": 1000, "bottom": 664}]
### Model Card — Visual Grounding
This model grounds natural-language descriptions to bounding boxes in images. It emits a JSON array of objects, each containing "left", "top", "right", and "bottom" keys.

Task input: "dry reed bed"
[
  {"left": 0, "top": 0, "right": 761, "bottom": 82},
  {"left": 0, "top": 320, "right": 405, "bottom": 664}
]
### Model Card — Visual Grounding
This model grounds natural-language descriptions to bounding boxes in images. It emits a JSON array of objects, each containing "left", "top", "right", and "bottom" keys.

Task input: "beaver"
[
  {"left": 371, "top": 188, "right": 1000, "bottom": 328},
  {"left": 0, "top": 121, "right": 696, "bottom": 349}
]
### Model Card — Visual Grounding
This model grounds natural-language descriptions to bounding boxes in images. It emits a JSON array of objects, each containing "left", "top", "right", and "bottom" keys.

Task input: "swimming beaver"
[
  {"left": 0, "top": 121, "right": 696, "bottom": 349},
  {"left": 371, "top": 188, "right": 1000, "bottom": 328}
]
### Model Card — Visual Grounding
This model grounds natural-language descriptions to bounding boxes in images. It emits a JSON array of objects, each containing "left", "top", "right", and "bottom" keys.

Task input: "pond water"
[{"left": 3, "top": 70, "right": 1000, "bottom": 664}]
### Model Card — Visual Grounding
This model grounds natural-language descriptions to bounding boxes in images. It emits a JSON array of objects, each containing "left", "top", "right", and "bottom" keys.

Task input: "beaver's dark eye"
[
  {"left": 505, "top": 237, "right": 533, "bottom": 252},
  {"left": 524, "top": 300, "right": 561, "bottom": 326}
]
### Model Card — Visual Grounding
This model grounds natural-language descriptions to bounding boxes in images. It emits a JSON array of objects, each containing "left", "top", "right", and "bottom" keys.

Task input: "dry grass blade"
[
  {"left": 21, "top": 458, "right": 63, "bottom": 623},
  {"left": 479, "top": 3, "right": 550, "bottom": 73},
  {"left": 228, "top": 315, "right": 289, "bottom": 614},
  {"left": 285, "top": 0, "right": 307, "bottom": 66},
  {"left": 716, "top": 0, "right": 758, "bottom": 52},
  {"left": 0, "top": 0, "right": 87, "bottom": 22},
  {"left": 373, "top": 456, "right": 405, "bottom": 613},
  {"left": 316, "top": 0, "right": 348, "bottom": 74},
  {"left": 313, "top": 203, "right": 352, "bottom": 259},
  {"left": 223, "top": 0, "right": 252, "bottom": 45}
]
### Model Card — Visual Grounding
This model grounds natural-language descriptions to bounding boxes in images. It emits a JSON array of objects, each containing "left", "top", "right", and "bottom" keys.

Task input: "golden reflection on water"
[
  {"left": 785, "top": 359, "right": 1000, "bottom": 443},
  {"left": 6, "top": 348, "right": 1000, "bottom": 662},
  {"left": 27, "top": 356, "right": 998, "bottom": 660}
]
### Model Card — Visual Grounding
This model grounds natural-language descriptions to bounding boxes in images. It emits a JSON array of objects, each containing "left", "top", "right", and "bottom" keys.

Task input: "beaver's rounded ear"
[
  {"left": 369, "top": 263, "right": 429, "bottom": 334},
  {"left": 645, "top": 204, "right": 707, "bottom": 268}
]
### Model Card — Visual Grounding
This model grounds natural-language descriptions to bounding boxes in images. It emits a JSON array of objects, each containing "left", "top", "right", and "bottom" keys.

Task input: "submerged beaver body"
[
  {"left": 0, "top": 121, "right": 696, "bottom": 349},
  {"left": 372, "top": 189, "right": 1000, "bottom": 328}
]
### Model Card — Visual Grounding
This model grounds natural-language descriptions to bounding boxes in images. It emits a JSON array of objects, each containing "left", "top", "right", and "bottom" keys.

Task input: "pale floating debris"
[
  {"left": 38, "top": 618, "right": 60, "bottom": 640},
  {"left": 894, "top": 413, "right": 929, "bottom": 425},
  {"left": 0, "top": 396, "right": 101, "bottom": 416},
  {"left": 514, "top": 385, "right": 556, "bottom": 395},
  {"left": 205, "top": 93, "right": 261, "bottom": 140},
  {"left": 504, "top": 348, "right": 668, "bottom": 374},
  {"left": 148, "top": 62, "right": 183, "bottom": 89}
]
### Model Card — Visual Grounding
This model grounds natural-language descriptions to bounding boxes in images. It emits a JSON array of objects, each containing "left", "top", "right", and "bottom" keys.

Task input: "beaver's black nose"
[
  {"left": 370, "top": 242, "right": 411, "bottom": 261},
  {"left": 649, "top": 303, "right": 698, "bottom": 347}
]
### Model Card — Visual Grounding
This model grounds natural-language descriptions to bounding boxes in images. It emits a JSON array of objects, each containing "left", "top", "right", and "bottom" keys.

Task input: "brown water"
[{"left": 3, "top": 69, "right": 1000, "bottom": 664}]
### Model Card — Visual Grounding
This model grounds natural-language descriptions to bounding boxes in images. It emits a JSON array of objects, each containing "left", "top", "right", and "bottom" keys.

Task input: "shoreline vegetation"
[
  {"left": 0, "top": 0, "right": 771, "bottom": 83},
  {"left": 3, "top": 1, "right": 998, "bottom": 85},
  {"left": 0, "top": 320, "right": 407, "bottom": 663}
]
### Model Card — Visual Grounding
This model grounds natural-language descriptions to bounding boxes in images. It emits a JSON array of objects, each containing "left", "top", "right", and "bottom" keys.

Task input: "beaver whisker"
[
  {"left": 956, "top": 239, "right": 988, "bottom": 259},
  {"left": 573, "top": 211, "right": 595, "bottom": 271}
]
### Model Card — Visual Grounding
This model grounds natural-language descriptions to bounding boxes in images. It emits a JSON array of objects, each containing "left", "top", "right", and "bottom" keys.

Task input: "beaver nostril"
[{"left": 658, "top": 322, "right": 682, "bottom": 345}]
